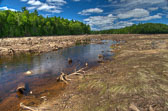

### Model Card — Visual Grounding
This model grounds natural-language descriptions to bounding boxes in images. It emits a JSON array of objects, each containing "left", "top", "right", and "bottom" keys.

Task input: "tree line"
[
  {"left": 92, "top": 23, "right": 168, "bottom": 34},
  {"left": 0, "top": 7, "right": 91, "bottom": 38}
]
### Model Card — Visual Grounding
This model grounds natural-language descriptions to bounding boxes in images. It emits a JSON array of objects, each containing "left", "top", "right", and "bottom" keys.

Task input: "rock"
[
  {"left": 39, "top": 38, "right": 43, "bottom": 41},
  {"left": 98, "top": 54, "right": 104, "bottom": 59},
  {"left": 68, "top": 58, "right": 72, "bottom": 64},
  {"left": 27, "top": 38, "right": 31, "bottom": 41},
  {"left": 85, "top": 62, "right": 88, "bottom": 67},
  {"left": 30, "top": 91, "right": 33, "bottom": 94},
  {"left": 4, "top": 65, "right": 8, "bottom": 68},
  {"left": 97, "top": 60, "right": 104, "bottom": 63},
  {"left": 24, "top": 71, "right": 33, "bottom": 76}
]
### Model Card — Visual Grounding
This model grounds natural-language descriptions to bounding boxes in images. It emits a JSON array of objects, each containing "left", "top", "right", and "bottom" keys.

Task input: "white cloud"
[
  {"left": 83, "top": 7, "right": 162, "bottom": 30},
  {"left": 0, "top": 6, "right": 17, "bottom": 11},
  {"left": 104, "top": 0, "right": 166, "bottom": 16},
  {"left": 132, "top": 14, "right": 162, "bottom": 21},
  {"left": 20, "top": 0, "right": 66, "bottom": 13},
  {"left": 98, "top": 0, "right": 164, "bottom": 30},
  {"left": 84, "top": 14, "right": 116, "bottom": 27},
  {"left": 38, "top": 3, "right": 56, "bottom": 10},
  {"left": 113, "top": 21, "right": 134, "bottom": 29},
  {"left": 78, "top": 8, "right": 103, "bottom": 15},
  {"left": 27, "top": 0, "right": 42, "bottom": 6},
  {"left": 48, "top": 9, "right": 62, "bottom": 13},
  {"left": 109, "top": 0, "right": 165, "bottom": 7},
  {"left": 117, "top": 8, "right": 149, "bottom": 19},
  {"left": 162, "top": 7, "right": 168, "bottom": 10},
  {"left": 46, "top": 0, "right": 67, "bottom": 5},
  {"left": 84, "top": 14, "right": 133, "bottom": 30},
  {"left": 36, "top": 3, "right": 61, "bottom": 13},
  {"left": 27, "top": 6, "right": 36, "bottom": 10}
]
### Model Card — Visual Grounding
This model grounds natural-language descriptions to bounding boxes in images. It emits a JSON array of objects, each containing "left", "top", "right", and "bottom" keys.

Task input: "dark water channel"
[{"left": 0, "top": 40, "right": 117, "bottom": 110}]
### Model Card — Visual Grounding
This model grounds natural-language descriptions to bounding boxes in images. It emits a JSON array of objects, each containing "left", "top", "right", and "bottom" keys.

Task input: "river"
[{"left": 0, "top": 39, "right": 117, "bottom": 110}]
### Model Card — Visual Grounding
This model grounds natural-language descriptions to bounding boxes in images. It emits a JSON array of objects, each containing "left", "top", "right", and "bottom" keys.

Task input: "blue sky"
[{"left": 0, "top": 0, "right": 168, "bottom": 30}]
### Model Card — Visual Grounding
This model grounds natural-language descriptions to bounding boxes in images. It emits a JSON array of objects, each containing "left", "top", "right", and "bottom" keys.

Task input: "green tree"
[{"left": 0, "top": 7, "right": 91, "bottom": 38}]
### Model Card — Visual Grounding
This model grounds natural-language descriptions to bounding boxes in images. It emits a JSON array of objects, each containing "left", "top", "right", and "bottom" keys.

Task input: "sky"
[{"left": 0, "top": 0, "right": 168, "bottom": 30}]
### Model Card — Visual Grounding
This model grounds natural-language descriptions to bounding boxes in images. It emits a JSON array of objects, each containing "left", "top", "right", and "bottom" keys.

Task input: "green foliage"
[
  {"left": 0, "top": 7, "right": 91, "bottom": 38},
  {"left": 92, "top": 23, "right": 168, "bottom": 34}
]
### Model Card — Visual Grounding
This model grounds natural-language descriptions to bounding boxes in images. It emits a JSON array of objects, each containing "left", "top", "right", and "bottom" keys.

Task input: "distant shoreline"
[
  {"left": 0, "top": 34, "right": 166, "bottom": 57},
  {"left": 0, "top": 35, "right": 94, "bottom": 57},
  {"left": 0, "top": 34, "right": 133, "bottom": 57}
]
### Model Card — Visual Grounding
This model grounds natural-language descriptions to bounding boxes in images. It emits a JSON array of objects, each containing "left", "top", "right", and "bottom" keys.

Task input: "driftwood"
[
  {"left": 58, "top": 63, "right": 88, "bottom": 84},
  {"left": 67, "top": 67, "right": 86, "bottom": 77},
  {"left": 58, "top": 72, "right": 69, "bottom": 84},
  {"left": 20, "top": 103, "right": 39, "bottom": 111}
]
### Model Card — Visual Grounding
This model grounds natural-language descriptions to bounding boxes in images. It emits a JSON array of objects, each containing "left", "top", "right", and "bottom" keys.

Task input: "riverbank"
[
  {"left": 0, "top": 34, "right": 136, "bottom": 57},
  {"left": 0, "top": 35, "right": 88, "bottom": 56},
  {"left": 29, "top": 34, "right": 168, "bottom": 111}
]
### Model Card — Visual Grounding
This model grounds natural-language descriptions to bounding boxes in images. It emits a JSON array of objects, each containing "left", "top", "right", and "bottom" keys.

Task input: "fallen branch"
[
  {"left": 20, "top": 103, "right": 39, "bottom": 111},
  {"left": 58, "top": 64, "right": 88, "bottom": 84},
  {"left": 59, "top": 72, "right": 69, "bottom": 84},
  {"left": 67, "top": 67, "right": 86, "bottom": 77}
]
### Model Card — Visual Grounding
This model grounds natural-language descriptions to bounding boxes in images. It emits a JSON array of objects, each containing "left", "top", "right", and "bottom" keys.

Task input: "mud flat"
[{"left": 30, "top": 34, "right": 168, "bottom": 111}]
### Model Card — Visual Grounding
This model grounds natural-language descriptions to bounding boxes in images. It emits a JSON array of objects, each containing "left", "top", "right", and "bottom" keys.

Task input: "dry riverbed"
[{"left": 21, "top": 34, "right": 168, "bottom": 111}]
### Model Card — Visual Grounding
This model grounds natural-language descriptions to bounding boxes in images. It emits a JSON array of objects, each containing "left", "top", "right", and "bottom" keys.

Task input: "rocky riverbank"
[
  {"left": 0, "top": 34, "right": 141, "bottom": 57},
  {"left": 0, "top": 35, "right": 96, "bottom": 56}
]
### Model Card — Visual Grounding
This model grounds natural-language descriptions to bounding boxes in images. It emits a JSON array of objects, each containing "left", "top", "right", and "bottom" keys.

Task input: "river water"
[{"left": 0, "top": 40, "right": 116, "bottom": 110}]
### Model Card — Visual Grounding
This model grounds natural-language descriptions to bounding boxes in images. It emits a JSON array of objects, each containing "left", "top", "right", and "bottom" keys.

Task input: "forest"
[
  {"left": 1, "top": 7, "right": 168, "bottom": 38},
  {"left": 0, "top": 7, "right": 91, "bottom": 38},
  {"left": 92, "top": 23, "right": 168, "bottom": 34}
]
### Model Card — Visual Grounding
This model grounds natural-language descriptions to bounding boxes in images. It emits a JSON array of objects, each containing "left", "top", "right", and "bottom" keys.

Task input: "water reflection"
[{"left": 0, "top": 40, "right": 115, "bottom": 101}]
